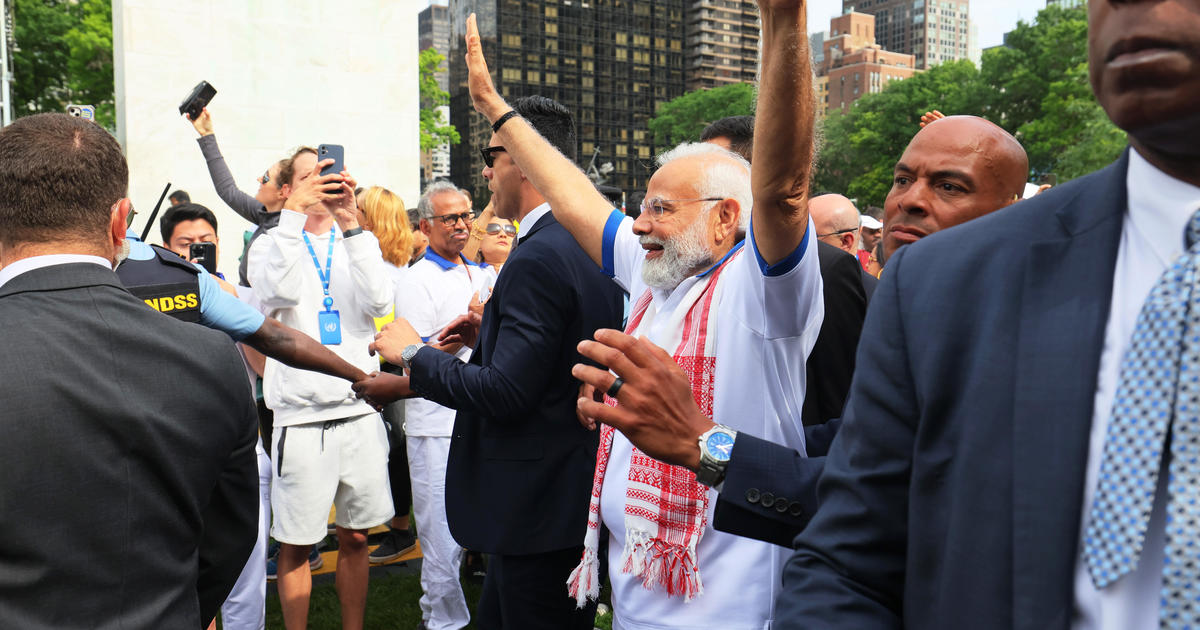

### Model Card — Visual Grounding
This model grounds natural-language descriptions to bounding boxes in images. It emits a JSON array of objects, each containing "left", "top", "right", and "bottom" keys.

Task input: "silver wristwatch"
[
  {"left": 696, "top": 424, "right": 738, "bottom": 487},
  {"left": 401, "top": 344, "right": 422, "bottom": 370}
]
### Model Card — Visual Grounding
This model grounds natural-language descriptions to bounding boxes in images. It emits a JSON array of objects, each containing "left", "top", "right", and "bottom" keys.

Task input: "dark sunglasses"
[
  {"left": 486, "top": 222, "right": 517, "bottom": 237},
  {"left": 480, "top": 146, "right": 507, "bottom": 168},
  {"left": 259, "top": 169, "right": 271, "bottom": 185},
  {"left": 432, "top": 211, "right": 474, "bottom": 227}
]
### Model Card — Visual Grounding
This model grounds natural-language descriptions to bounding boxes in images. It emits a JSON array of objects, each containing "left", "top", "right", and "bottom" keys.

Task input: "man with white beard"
[{"left": 456, "top": 1, "right": 823, "bottom": 626}]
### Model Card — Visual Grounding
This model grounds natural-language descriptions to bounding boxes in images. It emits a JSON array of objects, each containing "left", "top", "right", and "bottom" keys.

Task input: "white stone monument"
[{"left": 114, "top": 0, "right": 421, "bottom": 275}]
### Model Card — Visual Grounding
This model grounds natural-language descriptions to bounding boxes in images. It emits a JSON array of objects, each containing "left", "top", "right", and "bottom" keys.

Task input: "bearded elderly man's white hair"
[{"left": 655, "top": 142, "right": 753, "bottom": 233}]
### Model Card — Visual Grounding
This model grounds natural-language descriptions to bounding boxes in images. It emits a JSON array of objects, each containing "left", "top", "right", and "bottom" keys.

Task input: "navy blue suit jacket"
[
  {"left": 408, "top": 211, "right": 623, "bottom": 555},
  {"left": 714, "top": 419, "right": 841, "bottom": 547},
  {"left": 777, "top": 153, "right": 1131, "bottom": 629}
]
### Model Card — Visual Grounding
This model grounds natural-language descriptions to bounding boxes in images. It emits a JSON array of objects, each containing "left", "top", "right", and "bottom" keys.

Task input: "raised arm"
[
  {"left": 463, "top": 13, "right": 612, "bottom": 267},
  {"left": 751, "top": 0, "right": 814, "bottom": 265},
  {"left": 187, "top": 109, "right": 269, "bottom": 224}
]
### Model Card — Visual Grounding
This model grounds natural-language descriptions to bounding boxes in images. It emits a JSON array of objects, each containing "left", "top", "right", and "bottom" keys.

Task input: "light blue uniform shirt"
[{"left": 124, "top": 230, "right": 264, "bottom": 341}]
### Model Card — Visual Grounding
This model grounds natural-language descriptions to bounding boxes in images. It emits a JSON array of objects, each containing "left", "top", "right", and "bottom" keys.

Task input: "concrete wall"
[{"left": 114, "top": 0, "right": 420, "bottom": 275}]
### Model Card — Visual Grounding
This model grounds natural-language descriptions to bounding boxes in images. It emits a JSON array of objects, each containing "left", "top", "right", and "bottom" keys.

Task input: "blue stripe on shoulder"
[
  {"left": 601, "top": 209, "right": 625, "bottom": 277},
  {"left": 751, "top": 218, "right": 809, "bottom": 277}
]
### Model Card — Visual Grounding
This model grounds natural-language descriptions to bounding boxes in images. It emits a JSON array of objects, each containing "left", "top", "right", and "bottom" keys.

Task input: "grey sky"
[{"left": 419, "top": 0, "right": 1052, "bottom": 51}]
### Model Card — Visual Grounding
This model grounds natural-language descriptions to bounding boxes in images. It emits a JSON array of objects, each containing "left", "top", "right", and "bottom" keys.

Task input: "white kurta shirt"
[
  {"left": 1072, "top": 150, "right": 1200, "bottom": 629},
  {"left": 597, "top": 211, "right": 824, "bottom": 630}
]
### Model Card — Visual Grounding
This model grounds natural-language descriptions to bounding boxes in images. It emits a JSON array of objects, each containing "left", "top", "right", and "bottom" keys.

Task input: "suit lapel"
[{"left": 1011, "top": 153, "right": 1130, "bottom": 630}]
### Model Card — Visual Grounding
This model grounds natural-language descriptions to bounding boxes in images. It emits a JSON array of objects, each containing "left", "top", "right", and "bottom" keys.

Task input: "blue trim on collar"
[
  {"left": 696, "top": 240, "right": 745, "bottom": 278},
  {"left": 422, "top": 249, "right": 481, "bottom": 271}
]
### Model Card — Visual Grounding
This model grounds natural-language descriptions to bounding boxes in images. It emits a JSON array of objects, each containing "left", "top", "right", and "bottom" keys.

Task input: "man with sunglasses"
[
  {"left": 443, "top": 5, "right": 821, "bottom": 629},
  {"left": 391, "top": 180, "right": 496, "bottom": 630},
  {"left": 365, "top": 95, "right": 623, "bottom": 629}
]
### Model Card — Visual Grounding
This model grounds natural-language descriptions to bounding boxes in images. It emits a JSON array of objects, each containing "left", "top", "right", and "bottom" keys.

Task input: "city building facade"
[
  {"left": 420, "top": 3, "right": 453, "bottom": 184},
  {"left": 684, "top": 0, "right": 759, "bottom": 91},
  {"left": 816, "top": 11, "right": 917, "bottom": 114},
  {"left": 449, "top": 0, "right": 686, "bottom": 202},
  {"left": 842, "top": 0, "right": 973, "bottom": 70}
]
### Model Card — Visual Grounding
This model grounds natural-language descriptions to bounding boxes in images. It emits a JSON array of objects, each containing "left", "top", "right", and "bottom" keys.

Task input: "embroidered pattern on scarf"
[{"left": 567, "top": 249, "right": 741, "bottom": 606}]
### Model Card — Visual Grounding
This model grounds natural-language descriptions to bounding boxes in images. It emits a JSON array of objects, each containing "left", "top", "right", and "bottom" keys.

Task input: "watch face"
[{"left": 705, "top": 431, "right": 735, "bottom": 462}]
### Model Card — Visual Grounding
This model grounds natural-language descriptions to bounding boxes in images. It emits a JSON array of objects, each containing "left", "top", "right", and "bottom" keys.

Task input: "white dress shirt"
[
  {"left": 0, "top": 254, "right": 111, "bottom": 290},
  {"left": 1072, "top": 150, "right": 1200, "bottom": 629},
  {"left": 516, "top": 202, "right": 551, "bottom": 241}
]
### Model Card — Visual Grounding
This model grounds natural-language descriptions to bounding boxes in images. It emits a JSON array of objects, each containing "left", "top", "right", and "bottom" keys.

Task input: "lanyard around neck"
[{"left": 302, "top": 228, "right": 336, "bottom": 311}]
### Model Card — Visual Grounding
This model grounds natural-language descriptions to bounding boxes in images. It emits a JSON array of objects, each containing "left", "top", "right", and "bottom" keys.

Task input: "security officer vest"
[{"left": 116, "top": 245, "right": 202, "bottom": 323}]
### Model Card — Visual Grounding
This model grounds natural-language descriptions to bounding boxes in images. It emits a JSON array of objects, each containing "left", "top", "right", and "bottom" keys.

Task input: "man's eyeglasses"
[
  {"left": 639, "top": 197, "right": 723, "bottom": 219},
  {"left": 486, "top": 222, "right": 517, "bottom": 237},
  {"left": 431, "top": 211, "right": 474, "bottom": 227},
  {"left": 817, "top": 227, "right": 858, "bottom": 238},
  {"left": 125, "top": 204, "right": 137, "bottom": 228},
  {"left": 480, "top": 146, "right": 507, "bottom": 168}
]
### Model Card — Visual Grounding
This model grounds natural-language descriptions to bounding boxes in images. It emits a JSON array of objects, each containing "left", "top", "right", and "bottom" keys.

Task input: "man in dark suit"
[
  {"left": 367, "top": 95, "right": 622, "bottom": 629},
  {"left": 0, "top": 114, "right": 259, "bottom": 629}
]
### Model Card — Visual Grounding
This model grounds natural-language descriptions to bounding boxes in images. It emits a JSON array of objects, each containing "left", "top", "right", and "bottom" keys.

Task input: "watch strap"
[{"left": 342, "top": 226, "right": 364, "bottom": 238}]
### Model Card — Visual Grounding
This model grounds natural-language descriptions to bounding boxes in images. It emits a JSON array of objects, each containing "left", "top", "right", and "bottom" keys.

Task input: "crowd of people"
[{"left": 2, "top": 0, "right": 1199, "bottom": 629}]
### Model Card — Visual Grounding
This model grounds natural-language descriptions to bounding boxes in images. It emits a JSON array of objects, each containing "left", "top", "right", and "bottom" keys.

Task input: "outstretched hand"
[
  {"left": 919, "top": 110, "right": 946, "bottom": 128},
  {"left": 370, "top": 318, "right": 423, "bottom": 364},
  {"left": 464, "top": 13, "right": 508, "bottom": 122},
  {"left": 572, "top": 329, "right": 714, "bottom": 471},
  {"left": 438, "top": 312, "right": 482, "bottom": 350},
  {"left": 352, "top": 372, "right": 415, "bottom": 410}
]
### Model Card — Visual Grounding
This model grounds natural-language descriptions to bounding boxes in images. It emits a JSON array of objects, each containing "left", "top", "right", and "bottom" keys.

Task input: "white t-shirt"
[
  {"left": 597, "top": 211, "right": 824, "bottom": 630},
  {"left": 1071, "top": 150, "right": 1200, "bottom": 628},
  {"left": 248, "top": 210, "right": 395, "bottom": 426},
  {"left": 397, "top": 249, "right": 495, "bottom": 437}
]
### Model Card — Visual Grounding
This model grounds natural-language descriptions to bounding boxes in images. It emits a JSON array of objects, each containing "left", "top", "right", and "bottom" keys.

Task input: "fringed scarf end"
[{"left": 566, "top": 546, "right": 600, "bottom": 608}]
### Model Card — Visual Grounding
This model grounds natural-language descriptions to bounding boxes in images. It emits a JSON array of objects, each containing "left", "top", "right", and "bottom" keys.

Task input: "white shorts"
[{"left": 270, "top": 413, "right": 394, "bottom": 545}]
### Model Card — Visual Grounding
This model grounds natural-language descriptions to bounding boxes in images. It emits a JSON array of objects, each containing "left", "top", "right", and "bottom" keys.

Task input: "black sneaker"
[
  {"left": 369, "top": 528, "right": 417, "bottom": 564},
  {"left": 463, "top": 550, "right": 486, "bottom": 583}
]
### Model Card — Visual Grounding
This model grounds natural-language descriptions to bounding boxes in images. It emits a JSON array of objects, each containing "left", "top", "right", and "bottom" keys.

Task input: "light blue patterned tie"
[{"left": 1084, "top": 208, "right": 1200, "bottom": 628}]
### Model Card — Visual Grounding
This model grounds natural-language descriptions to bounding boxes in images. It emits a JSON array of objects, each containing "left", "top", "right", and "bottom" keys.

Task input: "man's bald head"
[
  {"left": 921, "top": 116, "right": 1028, "bottom": 201},
  {"left": 881, "top": 115, "right": 1029, "bottom": 261},
  {"left": 810, "top": 194, "right": 861, "bottom": 254}
]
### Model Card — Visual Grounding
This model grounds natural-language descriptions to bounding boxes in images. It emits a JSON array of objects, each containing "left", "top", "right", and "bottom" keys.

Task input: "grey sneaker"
[{"left": 369, "top": 528, "right": 417, "bottom": 564}]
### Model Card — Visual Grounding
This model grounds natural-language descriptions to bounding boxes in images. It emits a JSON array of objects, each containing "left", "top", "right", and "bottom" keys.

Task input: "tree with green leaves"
[
  {"left": 813, "top": 4, "right": 1123, "bottom": 207},
  {"left": 419, "top": 47, "right": 459, "bottom": 153},
  {"left": 12, "top": 0, "right": 114, "bottom": 128},
  {"left": 647, "top": 83, "right": 756, "bottom": 149}
]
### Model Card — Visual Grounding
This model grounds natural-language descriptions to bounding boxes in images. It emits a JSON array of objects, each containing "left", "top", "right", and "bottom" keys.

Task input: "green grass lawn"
[{"left": 264, "top": 566, "right": 613, "bottom": 629}]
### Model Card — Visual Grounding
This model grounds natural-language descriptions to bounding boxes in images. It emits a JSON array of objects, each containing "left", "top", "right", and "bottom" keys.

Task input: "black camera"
[{"left": 179, "top": 81, "right": 217, "bottom": 119}]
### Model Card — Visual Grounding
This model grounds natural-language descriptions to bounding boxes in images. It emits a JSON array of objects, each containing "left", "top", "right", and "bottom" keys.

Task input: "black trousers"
[
  {"left": 476, "top": 545, "right": 597, "bottom": 630},
  {"left": 381, "top": 397, "right": 412, "bottom": 519}
]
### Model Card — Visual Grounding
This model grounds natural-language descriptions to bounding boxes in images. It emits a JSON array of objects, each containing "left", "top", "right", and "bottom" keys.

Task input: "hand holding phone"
[
  {"left": 318, "top": 144, "right": 345, "bottom": 177},
  {"left": 179, "top": 81, "right": 217, "bottom": 120},
  {"left": 189, "top": 242, "right": 218, "bottom": 275}
]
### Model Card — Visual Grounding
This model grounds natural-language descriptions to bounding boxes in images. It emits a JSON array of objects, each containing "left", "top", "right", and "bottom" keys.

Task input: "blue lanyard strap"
[{"left": 302, "top": 228, "right": 336, "bottom": 311}]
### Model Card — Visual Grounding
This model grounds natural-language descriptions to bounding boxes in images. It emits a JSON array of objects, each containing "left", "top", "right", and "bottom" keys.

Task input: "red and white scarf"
[{"left": 567, "top": 250, "right": 741, "bottom": 606}]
